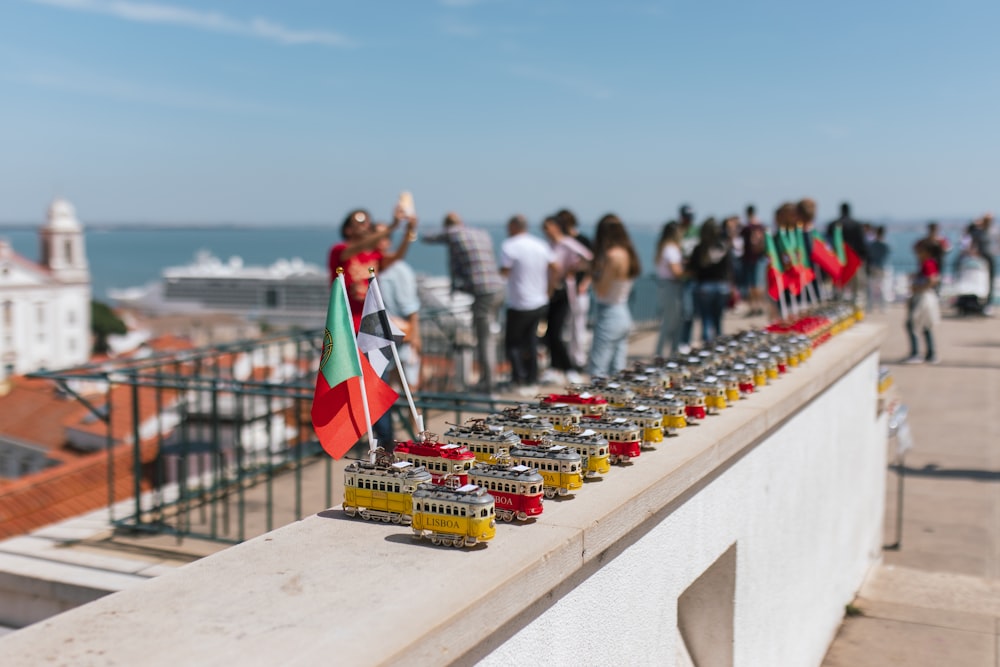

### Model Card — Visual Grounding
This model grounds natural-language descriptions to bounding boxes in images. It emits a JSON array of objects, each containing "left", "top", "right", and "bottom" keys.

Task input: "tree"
[{"left": 91, "top": 300, "right": 126, "bottom": 355}]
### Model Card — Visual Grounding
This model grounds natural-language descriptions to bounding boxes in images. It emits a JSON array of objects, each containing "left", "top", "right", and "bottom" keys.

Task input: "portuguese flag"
[
  {"left": 311, "top": 273, "right": 398, "bottom": 460},
  {"left": 810, "top": 231, "right": 843, "bottom": 283},
  {"left": 831, "top": 225, "right": 862, "bottom": 288},
  {"left": 765, "top": 232, "right": 785, "bottom": 301}
]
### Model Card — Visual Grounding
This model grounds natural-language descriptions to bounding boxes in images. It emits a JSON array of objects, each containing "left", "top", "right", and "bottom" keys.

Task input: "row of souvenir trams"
[{"left": 341, "top": 308, "right": 859, "bottom": 549}]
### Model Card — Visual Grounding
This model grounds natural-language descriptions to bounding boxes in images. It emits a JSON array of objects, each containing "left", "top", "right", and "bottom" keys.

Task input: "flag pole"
[
  {"left": 368, "top": 272, "right": 424, "bottom": 434},
  {"left": 337, "top": 271, "right": 378, "bottom": 463}
]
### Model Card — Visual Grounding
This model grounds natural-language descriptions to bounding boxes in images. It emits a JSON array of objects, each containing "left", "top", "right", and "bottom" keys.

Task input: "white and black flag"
[{"left": 357, "top": 275, "right": 405, "bottom": 378}]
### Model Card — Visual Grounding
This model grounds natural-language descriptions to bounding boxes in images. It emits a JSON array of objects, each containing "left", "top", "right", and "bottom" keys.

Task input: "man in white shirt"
[{"left": 500, "top": 214, "right": 557, "bottom": 394}]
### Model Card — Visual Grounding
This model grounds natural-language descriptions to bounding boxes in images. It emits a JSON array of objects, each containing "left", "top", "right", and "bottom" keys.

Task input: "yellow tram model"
[
  {"left": 604, "top": 404, "right": 664, "bottom": 449},
  {"left": 343, "top": 457, "right": 432, "bottom": 524},
  {"left": 637, "top": 392, "right": 687, "bottom": 436},
  {"left": 411, "top": 483, "right": 496, "bottom": 548},
  {"left": 696, "top": 377, "right": 728, "bottom": 414},
  {"left": 444, "top": 419, "right": 522, "bottom": 464},
  {"left": 529, "top": 402, "right": 583, "bottom": 431},
  {"left": 543, "top": 427, "right": 611, "bottom": 478},
  {"left": 486, "top": 407, "right": 553, "bottom": 445},
  {"left": 509, "top": 443, "right": 583, "bottom": 498}
]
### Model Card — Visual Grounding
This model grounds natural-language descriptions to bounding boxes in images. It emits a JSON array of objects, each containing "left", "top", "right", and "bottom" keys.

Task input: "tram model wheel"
[
  {"left": 451, "top": 538, "right": 463, "bottom": 548},
  {"left": 391, "top": 514, "right": 402, "bottom": 525},
  {"left": 359, "top": 509, "right": 371, "bottom": 521},
  {"left": 517, "top": 512, "right": 528, "bottom": 521},
  {"left": 343, "top": 506, "right": 357, "bottom": 517}
]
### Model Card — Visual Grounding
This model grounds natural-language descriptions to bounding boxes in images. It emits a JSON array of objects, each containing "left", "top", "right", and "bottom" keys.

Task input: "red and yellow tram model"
[
  {"left": 602, "top": 404, "right": 664, "bottom": 449},
  {"left": 727, "top": 363, "right": 756, "bottom": 396},
  {"left": 393, "top": 434, "right": 476, "bottom": 486},
  {"left": 528, "top": 402, "right": 583, "bottom": 431},
  {"left": 694, "top": 377, "right": 728, "bottom": 415},
  {"left": 443, "top": 419, "right": 522, "bottom": 464},
  {"left": 635, "top": 392, "right": 687, "bottom": 436},
  {"left": 677, "top": 387, "right": 707, "bottom": 420},
  {"left": 543, "top": 427, "right": 611, "bottom": 478},
  {"left": 509, "top": 443, "right": 583, "bottom": 498},
  {"left": 343, "top": 457, "right": 432, "bottom": 524},
  {"left": 469, "top": 462, "right": 544, "bottom": 522},
  {"left": 411, "top": 483, "right": 496, "bottom": 548},
  {"left": 485, "top": 407, "right": 553, "bottom": 446},
  {"left": 580, "top": 416, "right": 642, "bottom": 464},
  {"left": 541, "top": 388, "right": 608, "bottom": 417}
]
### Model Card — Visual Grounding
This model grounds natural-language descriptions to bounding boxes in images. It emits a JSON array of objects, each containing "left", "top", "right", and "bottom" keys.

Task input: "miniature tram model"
[
  {"left": 342, "top": 458, "right": 433, "bottom": 524},
  {"left": 392, "top": 435, "right": 477, "bottom": 486},
  {"left": 509, "top": 443, "right": 584, "bottom": 498},
  {"left": 580, "top": 416, "right": 642, "bottom": 464},
  {"left": 541, "top": 389, "right": 608, "bottom": 417},
  {"left": 528, "top": 402, "right": 583, "bottom": 431},
  {"left": 543, "top": 427, "right": 612, "bottom": 478},
  {"left": 695, "top": 377, "right": 728, "bottom": 415},
  {"left": 469, "top": 462, "right": 545, "bottom": 522},
  {"left": 586, "top": 380, "right": 636, "bottom": 407},
  {"left": 485, "top": 408, "right": 553, "bottom": 446},
  {"left": 677, "top": 388, "right": 707, "bottom": 420},
  {"left": 602, "top": 405, "right": 664, "bottom": 449},
  {"left": 443, "top": 419, "right": 522, "bottom": 464},
  {"left": 634, "top": 392, "right": 687, "bottom": 436},
  {"left": 411, "top": 483, "right": 496, "bottom": 547}
]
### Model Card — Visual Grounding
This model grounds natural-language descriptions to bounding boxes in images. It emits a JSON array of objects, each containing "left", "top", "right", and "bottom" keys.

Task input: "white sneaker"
[
  {"left": 539, "top": 369, "right": 565, "bottom": 385},
  {"left": 902, "top": 356, "right": 923, "bottom": 365},
  {"left": 565, "top": 370, "right": 585, "bottom": 384},
  {"left": 678, "top": 344, "right": 692, "bottom": 356},
  {"left": 516, "top": 384, "right": 540, "bottom": 398}
]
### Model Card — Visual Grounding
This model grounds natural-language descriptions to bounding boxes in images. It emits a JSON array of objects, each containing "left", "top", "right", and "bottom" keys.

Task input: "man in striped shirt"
[{"left": 424, "top": 212, "right": 506, "bottom": 393}]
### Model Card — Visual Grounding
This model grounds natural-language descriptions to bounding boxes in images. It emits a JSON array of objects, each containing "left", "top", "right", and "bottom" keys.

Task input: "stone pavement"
[{"left": 821, "top": 304, "right": 1000, "bottom": 666}]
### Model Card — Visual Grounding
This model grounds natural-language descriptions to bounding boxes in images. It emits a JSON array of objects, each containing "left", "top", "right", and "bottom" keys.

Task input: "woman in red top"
[
  {"left": 904, "top": 240, "right": 941, "bottom": 364},
  {"left": 328, "top": 207, "right": 417, "bottom": 331}
]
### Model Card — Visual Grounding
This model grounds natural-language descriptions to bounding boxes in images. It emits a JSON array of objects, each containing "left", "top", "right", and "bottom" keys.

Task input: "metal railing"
[{"left": 27, "top": 284, "right": 660, "bottom": 543}]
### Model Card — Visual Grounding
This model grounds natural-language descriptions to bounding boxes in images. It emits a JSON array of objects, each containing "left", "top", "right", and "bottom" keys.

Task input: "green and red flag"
[
  {"left": 795, "top": 226, "right": 816, "bottom": 287},
  {"left": 810, "top": 231, "right": 842, "bottom": 283},
  {"left": 831, "top": 225, "right": 862, "bottom": 287},
  {"left": 778, "top": 229, "right": 803, "bottom": 296},
  {"left": 765, "top": 232, "right": 785, "bottom": 301},
  {"left": 311, "top": 273, "right": 398, "bottom": 459}
]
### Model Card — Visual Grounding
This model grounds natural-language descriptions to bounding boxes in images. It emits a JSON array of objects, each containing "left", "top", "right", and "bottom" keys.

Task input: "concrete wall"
[{"left": 0, "top": 324, "right": 886, "bottom": 667}]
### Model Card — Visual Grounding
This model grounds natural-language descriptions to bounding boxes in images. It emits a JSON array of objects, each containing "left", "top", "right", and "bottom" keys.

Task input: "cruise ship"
[{"left": 109, "top": 250, "right": 471, "bottom": 328}]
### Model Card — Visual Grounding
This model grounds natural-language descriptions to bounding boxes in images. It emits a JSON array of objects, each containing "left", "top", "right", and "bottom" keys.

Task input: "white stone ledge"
[{"left": 0, "top": 323, "right": 885, "bottom": 667}]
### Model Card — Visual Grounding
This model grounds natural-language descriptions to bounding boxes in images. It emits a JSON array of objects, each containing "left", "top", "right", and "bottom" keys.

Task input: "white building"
[{"left": 0, "top": 199, "right": 91, "bottom": 381}]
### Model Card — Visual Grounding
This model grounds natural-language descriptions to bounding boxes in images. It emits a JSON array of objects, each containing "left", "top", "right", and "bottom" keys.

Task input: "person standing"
[
  {"left": 588, "top": 214, "right": 641, "bottom": 377},
  {"left": 688, "top": 218, "right": 734, "bottom": 343},
  {"left": 653, "top": 220, "right": 685, "bottom": 358},
  {"left": 970, "top": 213, "right": 995, "bottom": 311},
  {"left": 500, "top": 215, "right": 556, "bottom": 395},
  {"left": 329, "top": 206, "right": 416, "bottom": 331},
  {"left": 677, "top": 204, "right": 698, "bottom": 352},
  {"left": 541, "top": 215, "right": 593, "bottom": 385},
  {"left": 369, "top": 223, "right": 422, "bottom": 446},
  {"left": 423, "top": 212, "right": 506, "bottom": 393},
  {"left": 740, "top": 205, "right": 767, "bottom": 316},
  {"left": 866, "top": 226, "right": 891, "bottom": 313},
  {"left": 555, "top": 208, "right": 593, "bottom": 375},
  {"left": 904, "top": 240, "right": 941, "bottom": 364}
]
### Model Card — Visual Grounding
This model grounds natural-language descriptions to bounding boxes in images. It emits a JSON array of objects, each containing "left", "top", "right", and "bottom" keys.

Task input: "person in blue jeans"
[
  {"left": 688, "top": 218, "right": 734, "bottom": 343},
  {"left": 588, "top": 214, "right": 642, "bottom": 377}
]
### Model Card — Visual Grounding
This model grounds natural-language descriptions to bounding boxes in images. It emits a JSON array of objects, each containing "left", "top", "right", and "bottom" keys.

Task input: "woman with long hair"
[
  {"left": 654, "top": 220, "right": 685, "bottom": 358},
  {"left": 588, "top": 214, "right": 642, "bottom": 377},
  {"left": 688, "top": 217, "right": 734, "bottom": 342}
]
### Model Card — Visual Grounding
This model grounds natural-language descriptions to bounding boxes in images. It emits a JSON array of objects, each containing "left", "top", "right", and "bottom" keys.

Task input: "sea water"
[{"left": 0, "top": 221, "right": 970, "bottom": 302}]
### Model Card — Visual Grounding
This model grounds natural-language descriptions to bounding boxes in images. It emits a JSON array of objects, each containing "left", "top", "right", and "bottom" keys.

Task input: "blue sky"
[{"left": 0, "top": 0, "right": 997, "bottom": 228}]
